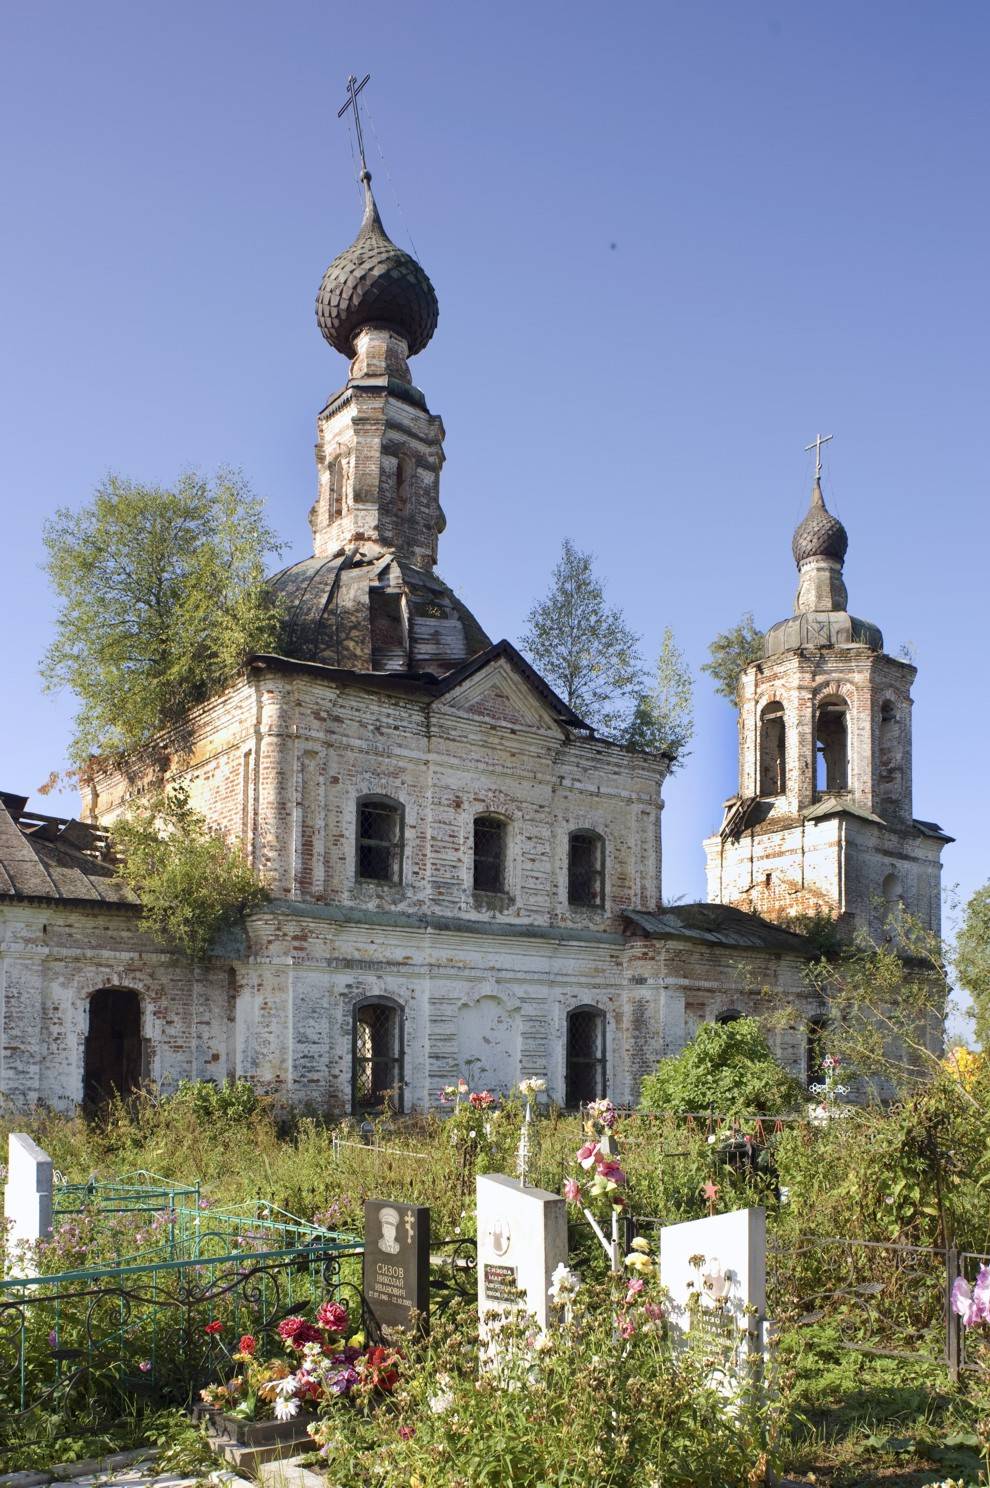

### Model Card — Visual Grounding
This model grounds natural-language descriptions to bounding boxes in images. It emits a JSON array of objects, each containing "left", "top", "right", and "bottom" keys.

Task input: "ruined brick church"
[{"left": 0, "top": 163, "right": 950, "bottom": 1114}]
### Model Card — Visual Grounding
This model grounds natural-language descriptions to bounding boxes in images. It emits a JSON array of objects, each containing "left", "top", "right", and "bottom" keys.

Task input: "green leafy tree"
[
  {"left": 955, "top": 881, "right": 990, "bottom": 1049},
  {"left": 520, "top": 538, "right": 642, "bottom": 737},
  {"left": 701, "top": 612, "right": 765, "bottom": 702},
  {"left": 802, "top": 912, "right": 953, "bottom": 1098},
  {"left": 111, "top": 787, "right": 267, "bottom": 962},
  {"left": 639, "top": 1016, "right": 805, "bottom": 1115},
  {"left": 41, "top": 470, "right": 283, "bottom": 763},
  {"left": 624, "top": 626, "right": 694, "bottom": 768}
]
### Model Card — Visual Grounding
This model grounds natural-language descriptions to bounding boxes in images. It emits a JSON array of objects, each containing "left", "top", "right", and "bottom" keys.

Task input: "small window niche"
[
  {"left": 568, "top": 831, "right": 605, "bottom": 908},
  {"left": 878, "top": 700, "right": 901, "bottom": 800},
  {"left": 356, "top": 796, "right": 404, "bottom": 884},
  {"left": 759, "top": 703, "right": 787, "bottom": 796},
  {"left": 815, "top": 697, "right": 849, "bottom": 793},
  {"left": 473, "top": 814, "right": 508, "bottom": 896}
]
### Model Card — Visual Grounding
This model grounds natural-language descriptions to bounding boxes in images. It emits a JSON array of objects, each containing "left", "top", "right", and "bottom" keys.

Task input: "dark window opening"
[
  {"left": 759, "top": 703, "right": 786, "bottom": 796},
  {"left": 566, "top": 1007, "right": 606, "bottom": 1106},
  {"left": 83, "top": 988, "right": 142, "bottom": 1106},
  {"left": 715, "top": 1008, "right": 743, "bottom": 1025},
  {"left": 568, "top": 831, "right": 605, "bottom": 907},
  {"left": 807, "top": 1017, "right": 829, "bottom": 1087},
  {"left": 473, "top": 814, "right": 507, "bottom": 894},
  {"left": 356, "top": 797, "right": 403, "bottom": 884},
  {"left": 815, "top": 698, "right": 848, "bottom": 793},
  {"left": 353, "top": 1000, "right": 404, "bottom": 1113}
]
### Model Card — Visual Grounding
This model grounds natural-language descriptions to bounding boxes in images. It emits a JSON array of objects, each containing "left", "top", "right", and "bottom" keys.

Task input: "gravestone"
[
  {"left": 4, "top": 1132, "right": 53, "bottom": 1275},
  {"left": 362, "top": 1199, "right": 430, "bottom": 1338},
  {"left": 476, "top": 1173, "right": 567, "bottom": 1338},
  {"left": 659, "top": 1206, "right": 767, "bottom": 1377}
]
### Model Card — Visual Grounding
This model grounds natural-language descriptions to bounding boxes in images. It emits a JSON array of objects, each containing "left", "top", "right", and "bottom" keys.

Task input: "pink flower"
[
  {"left": 139, "top": 1360, "right": 152, "bottom": 1372},
  {"left": 626, "top": 1278, "right": 644, "bottom": 1301},
  {"left": 618, "top": 1316, "right": 636, "bottom": 1339},
  {"left": 644, "top": 1302, "right": 664, "bottom": 1322},
  {"left": 316, "top": 1301, "right": 349, "bottom": 1334},
  {"left": 595, "top": 1158, "right": 627, "bottom": 1186},
  {"left": 562, "top": 1177, "right": 582, "bottom": 1204},
  {"left": 398, "top": 1425, "right": 415, "bottom": 1440},
  {"left": 952, "top": 1266, "right": 990, "bottom": 1327},
  {"left": 576, "top": 1141, "right": 599, "bottom": 1170}
]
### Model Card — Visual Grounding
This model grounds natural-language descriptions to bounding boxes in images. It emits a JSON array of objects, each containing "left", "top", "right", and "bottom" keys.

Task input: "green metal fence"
[{"left": 0, "top": 1234, "right": 363, "bottom": 1425}]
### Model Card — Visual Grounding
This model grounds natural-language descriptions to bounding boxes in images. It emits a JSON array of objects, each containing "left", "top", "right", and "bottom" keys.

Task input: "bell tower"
[{"left": 704, "top": 452, "right": 951, "bottom": 942}]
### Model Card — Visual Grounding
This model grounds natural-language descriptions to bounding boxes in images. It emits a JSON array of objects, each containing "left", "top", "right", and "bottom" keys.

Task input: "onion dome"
[
  {"left": 316, "top": 171, "right": 438, "bottom": 357},
  {"left": 792, "top": 479, "right": 848, "bottom": 565}
]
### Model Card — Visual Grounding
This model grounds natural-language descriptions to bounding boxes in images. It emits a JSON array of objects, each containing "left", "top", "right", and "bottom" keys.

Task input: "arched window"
[
  {"left": 568, "top": 831, "right": 605, "bottom": 907},
  {"left": 356, "top": 796, "right": 404, "bottom": 884},
  {"left": 715, "top": 1008, "right": 743, "bottom": 1025},
  {"left": 882, "top": 871, "right": 903, "bottom": 908},
  {"left": 353, "top": 1000, "right": 404, "bottom": 1113},
  {"left": 83, "top": 988, "right": 143, "bottom": 1105},
  {"left": 815, "top": 697, "right": 848, "bottom": 793},
  {"left": 759, "top": 703, "right": 786, "bottom": 796},
  {"left": 473, "top": 814, "right": 508, "bottom": 894},
  {"left": 566, "top": 1007, "right": 606, "bottom": 1106},
  {"left": 327, "top": 457, "right": 344, "bottom": 523}
]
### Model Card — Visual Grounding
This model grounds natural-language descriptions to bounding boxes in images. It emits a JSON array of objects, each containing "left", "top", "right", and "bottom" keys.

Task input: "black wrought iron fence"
[
  {"left": 625, "top": 1213, "right": 987, "bottom": 1384},
  {"left": 0, "top": 1239, "right": 363, "bottom": 1426}
]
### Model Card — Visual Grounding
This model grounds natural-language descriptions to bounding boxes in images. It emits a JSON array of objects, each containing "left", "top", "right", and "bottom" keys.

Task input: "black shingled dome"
[
  {"left": 792, "top": 479, "right": 849, "bottom": 564},
  {"left": 316, "top": 172, "right": 438, "bottom": 357}
]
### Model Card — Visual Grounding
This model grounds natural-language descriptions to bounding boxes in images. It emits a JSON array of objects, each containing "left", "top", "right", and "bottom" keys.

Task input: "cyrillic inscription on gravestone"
[{"left": 363, "top": 1200, "right": 430, "bottom": 1338}]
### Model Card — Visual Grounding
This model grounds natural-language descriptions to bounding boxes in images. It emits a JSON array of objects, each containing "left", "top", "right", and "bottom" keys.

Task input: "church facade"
[{"left": 0, "top": 167, "right": 948, "bottom": 1116}]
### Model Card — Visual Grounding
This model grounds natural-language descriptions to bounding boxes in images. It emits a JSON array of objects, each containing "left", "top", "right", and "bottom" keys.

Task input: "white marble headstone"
[
  {"left": 4, "top": 1133, "right": 53, "bottom": 1274},
  {"left": 476, "top": 1173, "right": 567, "bottom": 1338},
  {"left": 659, "top": 1206, "right": 766, "bottom": 1371}
]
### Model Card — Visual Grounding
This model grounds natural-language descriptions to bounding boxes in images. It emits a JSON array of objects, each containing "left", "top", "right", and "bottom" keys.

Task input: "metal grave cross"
[
  {"left": 804, "top": 432, "right": 833, "bottom": 479},
  {"left": 338, "top": 73, "right": 371, "bottom": 173}
]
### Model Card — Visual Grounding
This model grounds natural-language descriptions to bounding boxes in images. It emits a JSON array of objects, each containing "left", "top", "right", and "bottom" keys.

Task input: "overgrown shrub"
[{"left": 639, "top": 1017, "right": 806, "bottom": 1116}]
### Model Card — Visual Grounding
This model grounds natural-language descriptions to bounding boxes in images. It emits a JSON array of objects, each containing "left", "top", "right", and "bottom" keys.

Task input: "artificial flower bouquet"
[{"left": 199, "top": 1300, "right": 400, "bottom": 1440}]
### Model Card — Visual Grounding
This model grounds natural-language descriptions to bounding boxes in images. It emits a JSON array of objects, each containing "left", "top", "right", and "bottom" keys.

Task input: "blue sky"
[{"left": 1, "top": 1, "right": 984, "bottom": 995}]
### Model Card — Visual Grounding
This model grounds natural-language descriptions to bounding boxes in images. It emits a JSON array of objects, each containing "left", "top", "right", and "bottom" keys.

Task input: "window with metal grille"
[
  {"left": 568, "top": 831, "right": 604, "bottom": 907},
  {"left": 566, "top": 1006, "right": 606, "bottom": 1107},
  {"left": 356, "top": 796, "right": 403, "bottom": 884},
  {"left": 353, "top": 1000, "right": 404, "bottom": 1113},
  {"left": 473, "top": 814, "right": 507, "bottom": 894}
]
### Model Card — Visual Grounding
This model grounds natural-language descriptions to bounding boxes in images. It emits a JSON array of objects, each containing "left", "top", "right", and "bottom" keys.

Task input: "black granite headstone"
[{"left": 363, "top": 1199, "right": 431, "bottom": 1338}]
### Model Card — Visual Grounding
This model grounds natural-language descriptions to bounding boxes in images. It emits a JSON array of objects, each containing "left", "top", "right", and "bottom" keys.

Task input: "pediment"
[{"left": 431, "top": 656, "right": 565, "bottom": 736}]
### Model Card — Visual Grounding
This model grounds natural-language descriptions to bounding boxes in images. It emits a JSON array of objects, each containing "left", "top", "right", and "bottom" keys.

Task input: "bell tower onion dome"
[
  {"left": 316, "top": 170, "right": 439, "bottom": 358},
  {"left": 791, "top": 478, "right": 849, "bottom": 564}
]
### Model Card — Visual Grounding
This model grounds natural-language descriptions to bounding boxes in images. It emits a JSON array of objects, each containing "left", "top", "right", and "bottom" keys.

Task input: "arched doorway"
[{"left": 83, "top": 988, "right": 142, "bottom": 1105}]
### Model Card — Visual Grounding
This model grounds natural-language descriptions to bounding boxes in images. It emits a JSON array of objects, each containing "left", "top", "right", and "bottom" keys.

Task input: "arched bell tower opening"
[
  {"left": 83, "top": 988, "right": 142, "bottom": 1105},
  {"left": 759, "top": 703, "right": 787, "bottom": 796},
  {"left": 815, "top": 697, "right": 848, "bottom": 794}
]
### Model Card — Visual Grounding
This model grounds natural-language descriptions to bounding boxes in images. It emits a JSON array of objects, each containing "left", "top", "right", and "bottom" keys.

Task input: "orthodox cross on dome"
[
  {"left": 337, "top": 72, "right": 372, "bottom": 174},
  {"left": 804, "top": 432, "right": 833, "bottom": 480}
]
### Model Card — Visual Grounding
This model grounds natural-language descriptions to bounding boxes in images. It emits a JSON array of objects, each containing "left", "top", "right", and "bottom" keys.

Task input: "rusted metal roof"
[
  {"left": 0, "top": 793, "right": 136, "bottom": 907},
  {"left": 624, "top": 903, "right": 816, "bottom": 956}
]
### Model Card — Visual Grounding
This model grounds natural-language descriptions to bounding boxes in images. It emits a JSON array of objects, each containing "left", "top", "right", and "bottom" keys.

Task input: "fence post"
[{"left": 946, "top": 1245, "right": 960, "bottom": 1383}]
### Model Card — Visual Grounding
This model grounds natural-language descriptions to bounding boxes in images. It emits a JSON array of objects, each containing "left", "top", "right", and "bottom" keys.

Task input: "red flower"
[
  {"left": 238, "top": 1334, "right": 257, "bottom": 1355},
  {"left": 361, "top": 1344, "right": 400, "bottom": 1392},
  {"left": 277, "top": 1316, "right": 324, "bottom": 1349},
  {"left": 204, "top": 1319, "right": 223, "bottom": 1336},
  {"left": 316, "top": 1301, "right": 349, "bottom": 1334}
]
